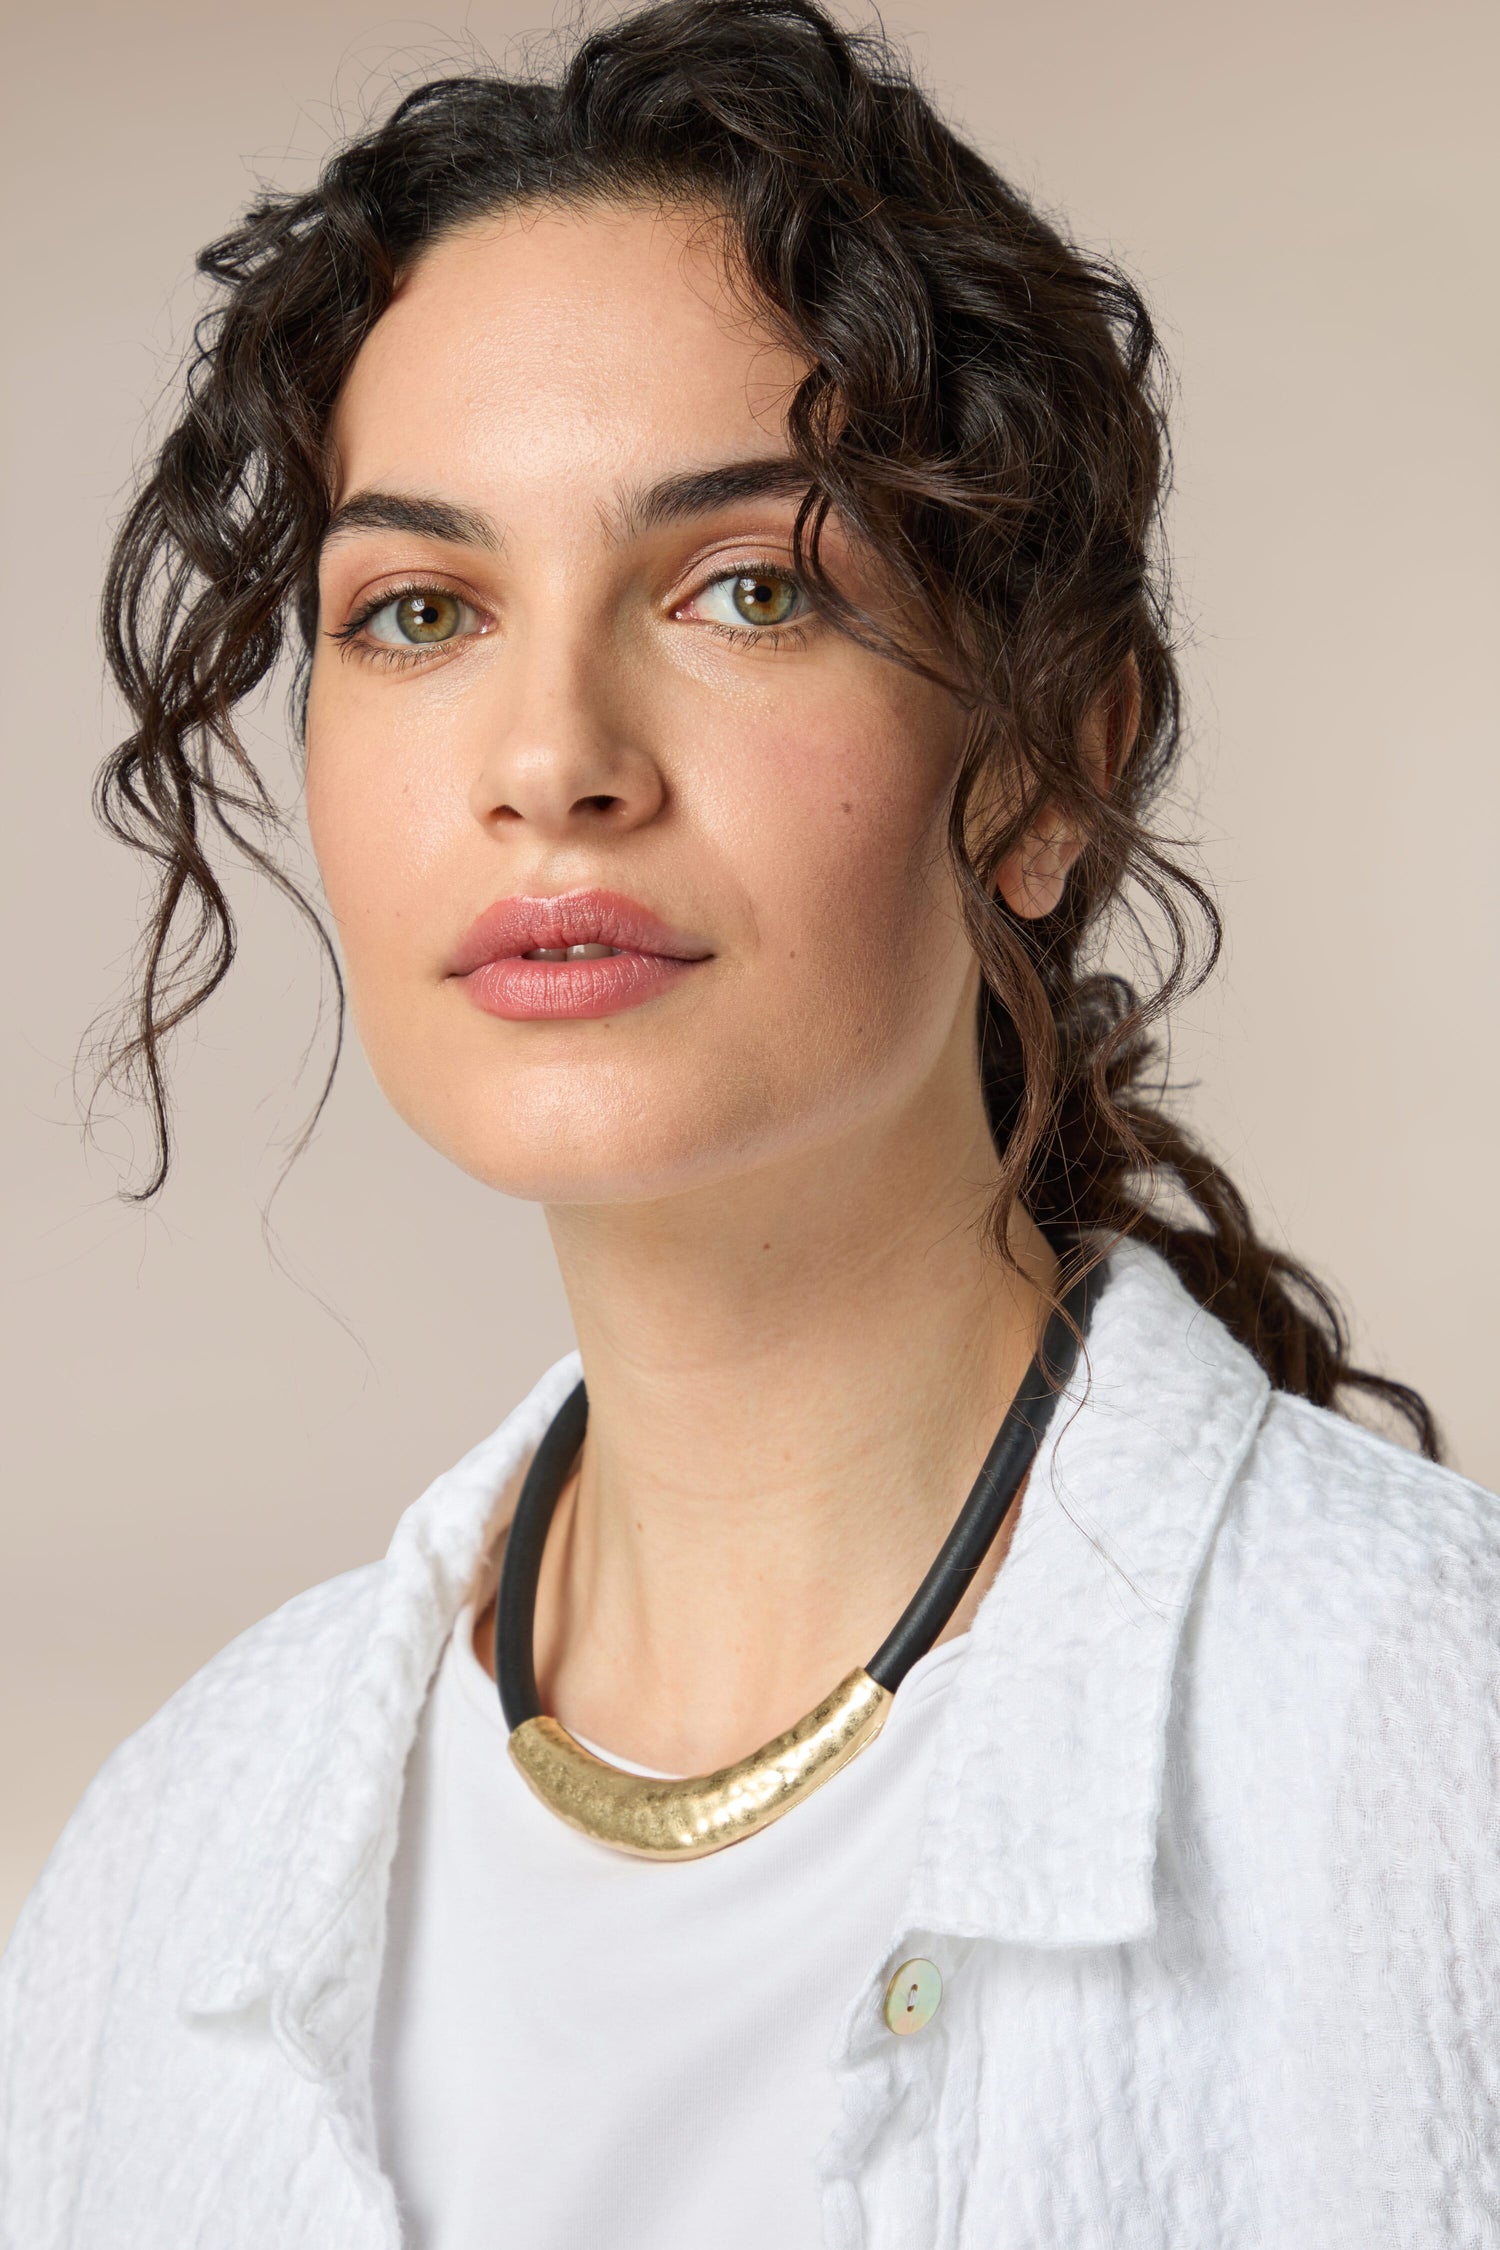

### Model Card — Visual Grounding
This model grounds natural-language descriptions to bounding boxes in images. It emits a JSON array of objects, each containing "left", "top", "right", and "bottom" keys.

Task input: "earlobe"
[
  {"left": 994, "top": 811, "right": 1082, "bottom": 920},
  {"left": 993, "top": 656, "right": 1140, "bottom": 920}
]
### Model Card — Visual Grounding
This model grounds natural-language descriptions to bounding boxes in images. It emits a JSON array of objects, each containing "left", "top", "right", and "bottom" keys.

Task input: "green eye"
[
  {"left": 691, "top": 567, "right": 806, "bottom": 633},
  {"left": 728, "top": 571, "right": 801, "bottom": 626},
  {"left": 366, "top": 588, "right": 472, "bottom": 646}
]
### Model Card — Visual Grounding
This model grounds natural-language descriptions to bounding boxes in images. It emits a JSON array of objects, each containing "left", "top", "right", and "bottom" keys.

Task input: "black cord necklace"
[{"left": 496, "top": 1263, "right": 1096, "bottom": 1859}]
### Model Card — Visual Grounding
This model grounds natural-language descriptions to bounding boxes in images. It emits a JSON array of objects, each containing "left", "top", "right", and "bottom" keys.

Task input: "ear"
[{"left": 994, "top": 655, "right": 1141, "bottom": 921}]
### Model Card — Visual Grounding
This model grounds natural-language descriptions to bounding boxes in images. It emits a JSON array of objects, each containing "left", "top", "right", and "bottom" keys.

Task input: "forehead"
[{"left": 329, "top": 201, "right": 808, "bottom": 510}]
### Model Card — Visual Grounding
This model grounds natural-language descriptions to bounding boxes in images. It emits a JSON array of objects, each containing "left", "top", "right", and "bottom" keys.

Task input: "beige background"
[{"left": 2, "top": 0, "right": 1495, "bottom": 1940}]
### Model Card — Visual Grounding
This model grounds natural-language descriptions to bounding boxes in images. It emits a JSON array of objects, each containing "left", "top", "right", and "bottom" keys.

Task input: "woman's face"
[{"left": 306, "top": 201, "right": 982, "bottom": 1205}]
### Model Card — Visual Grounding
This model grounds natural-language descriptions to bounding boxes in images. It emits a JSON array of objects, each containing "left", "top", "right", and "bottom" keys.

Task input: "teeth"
[{"left": 522, "top": 943, "right": 622, "bottom": 962}]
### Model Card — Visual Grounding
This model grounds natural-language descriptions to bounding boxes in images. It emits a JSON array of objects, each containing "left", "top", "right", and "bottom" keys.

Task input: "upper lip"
[{"left": 446, "top": 888, "right": 713, "bottom": 974}]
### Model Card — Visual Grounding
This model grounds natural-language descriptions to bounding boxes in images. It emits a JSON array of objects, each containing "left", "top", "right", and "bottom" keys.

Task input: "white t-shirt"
[{"left": 373, "top": 1604, "right": 966, "bottom": 2250}]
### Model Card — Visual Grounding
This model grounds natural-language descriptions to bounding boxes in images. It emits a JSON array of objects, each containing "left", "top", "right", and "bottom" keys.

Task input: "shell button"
[{"left": 883, "top": 1956, "right": 942, "bottom": 2035}]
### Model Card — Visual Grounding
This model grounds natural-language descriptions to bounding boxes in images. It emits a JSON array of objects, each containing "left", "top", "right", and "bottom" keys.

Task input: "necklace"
[{"left": 496, "top": 1266, "right": 1096, "bottom": 1860}]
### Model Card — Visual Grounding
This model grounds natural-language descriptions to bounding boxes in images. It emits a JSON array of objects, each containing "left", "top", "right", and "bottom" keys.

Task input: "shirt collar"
[
  {"left": 184, "top": 1242, "right": 1267, "bottom": 2071},
  {"left": 907, "top": 1239, "right": 1269, "bottom": 1949}
]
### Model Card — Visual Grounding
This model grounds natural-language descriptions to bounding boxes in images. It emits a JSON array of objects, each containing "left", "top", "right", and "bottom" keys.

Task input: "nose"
[{"left": 471, "top": 620, "right": 666, "bottom": 841}]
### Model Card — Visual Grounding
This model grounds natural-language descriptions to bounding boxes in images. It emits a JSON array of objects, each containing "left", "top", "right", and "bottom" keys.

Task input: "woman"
[{"left": 2, "top": 1, "right": 1495, "bottom": 2242}]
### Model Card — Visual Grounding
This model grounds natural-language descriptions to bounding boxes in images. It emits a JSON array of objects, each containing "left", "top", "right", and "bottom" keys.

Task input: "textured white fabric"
[
  {"left": 373, "top": 1605, "right": 966, "bottom": 2249},
  {"left": 3, "top": 1242, "right": 1499, "bottom": 2249}
]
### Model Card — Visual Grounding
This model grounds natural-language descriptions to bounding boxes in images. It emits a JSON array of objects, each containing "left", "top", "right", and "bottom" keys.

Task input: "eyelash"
[
  {"left": 680, "top": 559, "right": 814, "bottom": 651},
  {"left": 327, "top": 579, "right": 482, "bottom": 672},
  {"left": 325, "top": 559, "right": 814, "bottom": 669}
]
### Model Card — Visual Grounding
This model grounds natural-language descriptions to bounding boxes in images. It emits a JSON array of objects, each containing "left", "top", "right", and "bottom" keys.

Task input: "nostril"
[{"left": 576, "top": 793, "right": 621, "bottom": 815}]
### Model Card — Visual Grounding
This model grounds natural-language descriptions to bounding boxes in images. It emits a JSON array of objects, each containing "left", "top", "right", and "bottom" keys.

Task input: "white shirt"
[
  {"left": 3, "top": 1243, "right": 1499, "bottom": 2249},
  {"left": 374, "top": 1608, "right": 967, "bottom": 2249}
]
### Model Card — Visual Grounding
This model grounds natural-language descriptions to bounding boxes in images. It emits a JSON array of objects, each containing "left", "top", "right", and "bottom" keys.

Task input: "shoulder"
[
  {"left": 1, "top": 1561, "right": 381, "bottom": 1988},
  {"left": 1221, "top": 1388, "right": 1500, "bottom": 1633},
  {"left": 1187, "top": 1391, "right": 1500, "bottom": 1868},
  {"left": 89, "top": 1558, "right": 385, "bottom": 1823},
  {"left": 138, "top": 1558, "right": 387, "bottom": 1768},
  {"left": 0, "top": 1355, "right": 579, "bottom": 2229},
  {"left": 3, "top": 1346, "right": 578, "bottom": 1984},
  {"left": 1, "top": 1351, "right": 576, "bottom": 2039}
]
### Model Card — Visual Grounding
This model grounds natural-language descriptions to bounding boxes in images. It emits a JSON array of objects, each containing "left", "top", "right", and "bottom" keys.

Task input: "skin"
[{"left": 306, "top": 202, "right": 1094, "bottom": 1773}]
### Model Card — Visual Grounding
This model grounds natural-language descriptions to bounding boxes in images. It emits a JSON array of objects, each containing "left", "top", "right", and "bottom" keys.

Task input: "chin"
[
  {"left": 369, "top": 1013, "right": 922, "bottom": 1210},
  {"left": 439, "top": 1130, "right": 750, "bottom": 1208},
  {"left": 404, "top": 1070, "right": 765, "bottom": 1207}
]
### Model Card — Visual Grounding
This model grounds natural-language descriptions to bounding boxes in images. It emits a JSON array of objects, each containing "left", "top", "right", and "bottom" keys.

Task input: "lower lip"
[{"left": 457, "top": 950, "right": 702, "bottom": 1022}]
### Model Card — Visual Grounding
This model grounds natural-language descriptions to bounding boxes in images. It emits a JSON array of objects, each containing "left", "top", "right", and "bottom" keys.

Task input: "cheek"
[
  {"left": 720, "top": 681, "right": 970, "bottom": 1078},
  {"left": 303, "top": 676, "right": 470, "bottom": 987}
]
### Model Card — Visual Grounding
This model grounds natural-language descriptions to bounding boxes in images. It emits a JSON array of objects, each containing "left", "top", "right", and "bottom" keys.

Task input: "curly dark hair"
[{"left": 95, "top": 0, "right": 1437, "bottom": 1452}]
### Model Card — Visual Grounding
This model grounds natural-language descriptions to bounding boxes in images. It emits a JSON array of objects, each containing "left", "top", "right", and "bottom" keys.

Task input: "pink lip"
[{"left": 447, "top": 889, "right": 712, "bottom": 1022}]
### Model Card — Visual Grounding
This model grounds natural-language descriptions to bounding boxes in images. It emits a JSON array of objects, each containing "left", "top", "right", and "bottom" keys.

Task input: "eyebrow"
[
  {"left": 321, "top": 492, "right": 499, "bottom": 550},
  {"left": 613, "top": 455, "right": 814, "bottom": 538},
  {"left": 321, "top": 457, "right": 814, "bottom": 558}
]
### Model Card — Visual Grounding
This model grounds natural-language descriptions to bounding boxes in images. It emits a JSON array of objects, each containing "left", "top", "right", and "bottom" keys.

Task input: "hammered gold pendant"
[{"left": 508, "top": 1665, "right": 893, "bottom": 1860}]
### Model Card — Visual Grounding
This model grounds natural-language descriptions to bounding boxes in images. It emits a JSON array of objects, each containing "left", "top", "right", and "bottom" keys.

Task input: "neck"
[{"left": 492, "top": 1070, "right": 1056, "bottom": 1775}]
